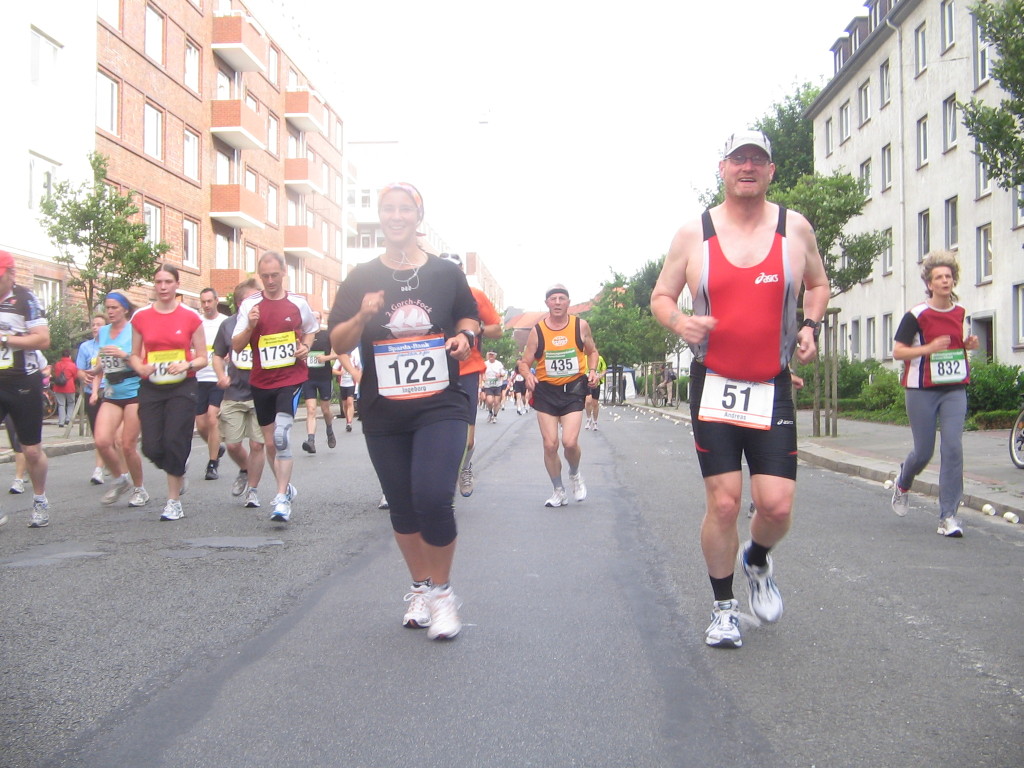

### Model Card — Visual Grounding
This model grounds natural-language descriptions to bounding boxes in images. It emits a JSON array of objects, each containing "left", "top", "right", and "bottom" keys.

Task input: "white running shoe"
[
  {"left": 705, "top": 599, "right": 742, "bottom": 648},
  {"left": 569, "top": 473, "right": 587, "bottom": 502},
  {"left": 90, "top": 467, "right": 105, "bottom": 485},
  {"left": 244, "top": 487, "right": 260, "bottom": 508},
  {"left": 29, "top": 499, "right": 50, "bottom": 528},
  {"left": 286, "top": 483, "right": 297, "bottom": 502},
  {"left": 741, "top": 542, "right": 784, "bottom": 624},
  {"left": 128, "top": 487, "right": 150, "bottom": 507},
  {"left": 378, "top": 494, "right": 389, "bottom": 510},
  {"left": 544, "top": 488, "right": 568, "bottom": 508},
  {"left": 0, "top": 513, "right": 8, "bottom": 528},
  {"left": 403, "top": 585, "right": 432, "bottom": 628},
  {"left": 9, "top": 478, "right": 25, "bottom": 494},
  {"left": 591, "top": 422, "right": 599, "bottom": 432},
  {"left": 426, "top": 586, "right": 462, "bottom": 640},
  {"left": 160, "top": 499, "right": 184, "bottom": 521},
  {"left": 271, "top": 495, "right": 291, "bottom": 522},
  {"left": 101, "top": 476, "right": 132, "bottom": 506},
  {"left": 891, "top": 465, "right": 909, "bottom": 516},
  {"left": 459, "top": 465, "right": 474, "bottom": 498},
  {"left": 937, "top": 516, "right": 964, "bottom": 537},
  {"left": 231, "top": 471, "right": 248, "bottom": 497}
]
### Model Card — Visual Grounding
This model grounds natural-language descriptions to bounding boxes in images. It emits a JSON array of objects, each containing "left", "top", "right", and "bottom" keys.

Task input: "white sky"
[{"left": 249, "top": 0, "right": 870, "bottom": 309}]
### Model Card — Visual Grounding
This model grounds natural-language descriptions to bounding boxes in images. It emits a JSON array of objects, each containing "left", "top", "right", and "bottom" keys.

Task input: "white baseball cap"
[{"left": 722, "top": 130, "right": 772, "bottom": 160}]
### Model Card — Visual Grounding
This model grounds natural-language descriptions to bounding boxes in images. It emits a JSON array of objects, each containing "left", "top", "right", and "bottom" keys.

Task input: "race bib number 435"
[
  {"left": 698, "top": 371, "right": 774, "bottom": 430},
  {"left": 373, "top": 334, "right": 449, "bottom": 400}
]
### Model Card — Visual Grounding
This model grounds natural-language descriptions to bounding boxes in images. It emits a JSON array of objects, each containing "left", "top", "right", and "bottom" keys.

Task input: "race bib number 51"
[
  {"left": 698, "top": 371, "right": 774, "bottom": 430},
  {"left": 373, "top": 334, "right": 449, "bottom": 400}
]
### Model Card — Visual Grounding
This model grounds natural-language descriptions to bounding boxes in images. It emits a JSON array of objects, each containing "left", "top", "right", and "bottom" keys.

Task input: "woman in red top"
[
  {"left": 128, "top": 264, "right": 206, "bottom": 521},
  {"left": 51, "top": 349, "right": 78, "bottom": 427}
]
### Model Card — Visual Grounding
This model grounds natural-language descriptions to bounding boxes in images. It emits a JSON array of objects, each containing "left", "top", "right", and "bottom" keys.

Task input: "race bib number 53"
[
  {"left": 373, "top": 334, "right": 449, "bottom": 400},
  {"left": 698, "top": 371, "right": 774, "bottom": 430}
]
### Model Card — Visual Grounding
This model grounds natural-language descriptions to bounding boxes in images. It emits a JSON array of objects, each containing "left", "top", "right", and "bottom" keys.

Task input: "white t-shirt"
[
  {"left": 483, "top": 359, "right": 506, "bottom": 389},
  {"left": 196, "top": 313, "right": 227, "bottom": 383}
]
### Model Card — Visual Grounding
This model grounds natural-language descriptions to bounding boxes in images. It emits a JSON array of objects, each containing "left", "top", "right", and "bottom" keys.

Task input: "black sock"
[
  {"left": 745, "top": 540, "right": 771, "bottom": 569},
  {"left": 710, "top": 575, "right": 734, "bottom": 602}
]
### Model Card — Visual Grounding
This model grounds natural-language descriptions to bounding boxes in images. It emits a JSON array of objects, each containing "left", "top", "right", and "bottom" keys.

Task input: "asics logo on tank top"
[{"left": 754, "top": 272, "right": 780, "bottom": 284}]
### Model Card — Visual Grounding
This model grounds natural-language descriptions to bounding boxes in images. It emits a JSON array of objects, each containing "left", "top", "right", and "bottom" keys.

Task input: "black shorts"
[
  {"left": 338, "top": 385, "right": 356, "bottom": 400},
  {"left": 459, "top": 372, "right": 480, "bottom": 422},
  {"left": 103, "top": 396, "right": 139, "bottom": 409},
  {"left": 0, "top": 373, "right": 43, "bottom": 446},
  {"left": 302, "top": 378, "right": 333, "bottom": 401},
  {"left": 532, "top": 378, "right": 588, "bottom": 418},
  {"left": 688, "top": 362, "right": 797, "bottom": 480},
  {"left": 252, "top": 384, "right": 303, "bottom": 427},
  {"left": 589, "top": 386, "right": 601, "bottom": 400},
  {"left": 195, "top": 380, "right": 225, "bottom": 414},
  {"left": 482, "top": 386, "right": 503, "bottom": 397},
  {"left": 513, "top": 380, "right": 526, "bottom": 395}
]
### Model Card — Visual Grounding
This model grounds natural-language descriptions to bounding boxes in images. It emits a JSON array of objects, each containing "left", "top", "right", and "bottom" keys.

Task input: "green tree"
[
  {"left": 960, "top": 0, "right": 1024, "bottom": 190},
  {"left": 584, "top": 274, "right": 667, "bottom": 369},
  {"left": 482, "top": 330, "right": 520, "bottom": 368},
  {"left": 38, "top": 152, "right": 169, "bottom": 313},
  {"left": 42, "top": 300, "right": 90, "bottom": 365}
]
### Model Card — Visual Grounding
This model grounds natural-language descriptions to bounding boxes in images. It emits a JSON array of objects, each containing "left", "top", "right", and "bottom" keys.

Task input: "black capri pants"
[
  {"left": 365, "top": 419, "right": 467, "bottom": 547},
  {"left": 139, "top": 378, "right": 197, "bottom": 477}
]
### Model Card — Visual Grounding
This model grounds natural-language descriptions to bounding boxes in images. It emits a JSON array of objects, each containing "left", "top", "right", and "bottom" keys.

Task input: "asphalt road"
[{"left": 1, "top": 405, "right": 1021, "bottom": 768}]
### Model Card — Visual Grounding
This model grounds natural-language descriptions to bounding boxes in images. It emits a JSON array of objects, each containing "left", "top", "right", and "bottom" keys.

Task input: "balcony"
[
  {"left": 285, "top": 89, "right": 326, "bottom": 135},
  {"left": 284, "top": 157, "right": 325, "bottom": 195},
  {"left": 284, "top": 225, "right": 324, "bottom": 259},
  {"left": 210, "top": 100, "right": 267, "bottom": 151},
  {"left": 212, "top": 12, "right": 267, "bottom": 73},
  {"left": 210, "top": 185, "right": 265, "bottom": 230}
]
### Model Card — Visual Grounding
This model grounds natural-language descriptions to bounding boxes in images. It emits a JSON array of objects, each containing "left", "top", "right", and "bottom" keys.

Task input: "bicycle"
[
  {"left": 42, "top": 385, "right": 57, "bottom": 421},
  {"left": 1010, "top": 405, "right": 1024, "bottom": 469}
]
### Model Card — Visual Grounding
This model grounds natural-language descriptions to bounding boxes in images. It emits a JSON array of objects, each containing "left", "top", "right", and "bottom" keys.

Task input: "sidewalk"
[{"left": 627, "top": 400, "right": 1024, "bottom": 520}]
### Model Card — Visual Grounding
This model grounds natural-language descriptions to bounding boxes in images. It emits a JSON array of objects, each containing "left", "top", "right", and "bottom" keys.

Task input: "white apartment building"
[
  {"left": 806, "top": 0, "right": 1024, "bottom": 367},
  {"left": 0, "top": 2, "right": 97, "bottom": 309}
]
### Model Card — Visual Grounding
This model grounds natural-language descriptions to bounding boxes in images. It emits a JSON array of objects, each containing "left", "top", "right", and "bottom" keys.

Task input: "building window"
[
  {"left": 267, "top": 47, "right": 279, "bottom": 86},
  {"left": 858, "top": 80, "right": 871, "bottom": 125},
  {"left": 142, "top": 202, "right": 161, "bottom": 247},
  {"left": 866, "top": 317, "right": 877, "bottom": 360},
  {"left": 216, "top": 150, "right": 231, "bottom": 184},
  {"left": 881, "top": 144, "right": 893, "bottom": 190},
  {"left": 322, "top": 163, "right": 329, "bottom": 194},
  {"left": 945, "top": 197, "right": 959, "bottom": 249},
  {"left": 287, "top": 68, "right": 299, "bottom": 89},
  {"left": 245, "top": 244, "right": 257, "bottom": 273},
  {"left": 322, "top": 274, "right": 331, "bottom": 309},
  {"left": 916, "top": 116, "right": 929, "bottom": 167},
  {"left": 1013, "top": 185, "right": 1024, "bottom": 229},
  {"left": 361, "top": 189, "right": 371, "bottom": 208},
  {"left": 216, "top": 69, "right": 232, "bottom": 99},
  {"left": 941, "top": 1, "right": 956, "bottom": 51},
  {"left": 267, "top": 183, "right": 278, "bottom": 225},
  {"left": 145, "top": 5, "right": 164, "bottom": 63},
  {"left": 322, "top": 222, "right": 329, "bottom": 252},
  {"left": 97, "top": 0, "right": 120, "bottom": 27},
  {"left": 30, "top": 29, "right": 60, "bottom": 88},
  {"left": 215, "top": 231, "right": 230, "bottom": 270},
  {"left": 882, "top": 228, "right": 894, "bottom": 275},
  {"left": 918, "top": 209, "right": 931, "bottom": 260},
  {"left": 244, "top": 168, "right": 257, "bottom": 193},
  {"left": 267, "top": 114, "right": 279, "bottom": 156},
  {"left": 335, "top": 118, "right": 344, "bottom": 151},
  {"left": 859, "top": 158, "right": 872, "bottom": 199},
  {"left": 182, "top": 219, "right": 198, "bottom": 267},
  {"left": 976, "top": 223, "right": 993, "bottom": 282},
  {"left": 850, "top": 319, "right": 861, "bottom": 360},
  {"left": 244, "top": 92, "right": 258, "bottom": 114},
  {"left": 96, "top": 71, "right": 119, "bottom": 134},
  {"left": 882, "top": 313, "right": 894, "bottom": 359},
  {"left": 28, "top": 152, "right": 59, "bottom": 210},
  {"left": 976, "top": 145, "right": 991, "bottom": 197},
  {"left": 183, "top": 129, "right": 199, "bottom": 180},
  {"left": 144, "top": 103, "right": 163, "bottom": 159},
  {"left": 824, "top": 118, "right": 834, "bottom": 156},
  {"left": 942, "top": 95, "right": 958, "bottom": 151},
  {"left": 839, "top": 101, "right": 851, "bottom": 142},
  {"left": 974, "top": 16, "right": 991, "bottom": 86},
  {"left": 914, "top": 23, "right": 927, "bottom": 75},
  {"left": 184, "top": 41, "right": 200, "bottom": 92},
  {"left": 879, "top": 59, "right": 891, "bottom": 106},
  {"left": 1014, "top": 284, "right": 1024, "bottom": 346}
]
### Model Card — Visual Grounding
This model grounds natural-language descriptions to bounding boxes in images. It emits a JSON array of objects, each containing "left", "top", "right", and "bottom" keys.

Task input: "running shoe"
[
  {"left": 705, "top": 599, "right": 742, "bottom": 648},
  {"left": 345, "top": 423, "right": 352, "bottom": 433},
  {"left": 403, "top": 585, "right": 432, "bottom": 628},
  {"left": 286, "top": 483, "right": 297, "bottom": 502},
  {"left": 584, "top": 418, "right": 592, "bottom": 431},
  {"left": 231, "top": 471, "right": 248, "bottom": 497},
  {"left": 0, "top": 513, "right": 8, "bottom": 528},
  {"left": 270, "top": 495, "right": 291, "bottom": 522},
  {"left": 101, "top": 476, "right": 132, "bottom": 506},
  {"left": 205, "top": 460, "right": 219, "bottom": 480},
  {"left": 378, "top": 494, "right": 389, "bottom": 510},
  {"left": 9, "top": 478, "right": 25, "bottom": 494},
  {"left": 937, "top": 516, "right": 964, "bottom": 537},
  {"left": 29, "top": 499, "right": 49, "bottom": 528},
  {"left": 569, "top": 473, "right": 587, "bottom": 502},
  {"left": 592, "top": 422, "right": 599, "bottom": 432},
  {"left": 459, "top": 465, "right": 474, "bottom": 498},
  {"left": 741, "top": 542, "right": 784, "bottom": 624},
  {"left": 426, "top": 585, "right": 462, "bottom": 640},
  {"left": 302, "top": 436, "right": 316, "bottom": 454},
  {"left": 160, "top": 499, "right": 184, "bottom": 521},
  {"left": 218, "top": 443, "right": 226, "bottom": 460},
  {"left": 90, "top": 467, "right": 105, "bottom": 485},
  {"left": 128, "top": 487, "right": 150, "bottom": 507},
  {"left": 327, "top": 430, "right": 337, "bottom": 449},
  {"left": 244, "top": 487, "right": 260, "bottom": 508},
  {"left": 544, "top": 488, "right": 568, "bottom": 508},
  {"left": 891, "top": 465, "right": 909, "bottom": 516}
]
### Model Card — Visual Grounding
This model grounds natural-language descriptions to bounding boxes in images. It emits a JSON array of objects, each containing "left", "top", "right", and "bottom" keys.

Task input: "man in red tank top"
[{"left": 651, "top": 130, "right": 830, "bottom": 649}]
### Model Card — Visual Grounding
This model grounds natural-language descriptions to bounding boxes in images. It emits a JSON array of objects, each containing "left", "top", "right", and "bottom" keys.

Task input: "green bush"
[
  {"left": 793, "top": 357, "right": 886, "bottom": 407},
  {"left": 861, "top": 368, "right": 903, "bottom": 411},
  {"left": 966, "top": 357, "right": 1022, "bottom": 414},
  {"left": 970, "top": 409, "right": 1019, "bottom": 430}
]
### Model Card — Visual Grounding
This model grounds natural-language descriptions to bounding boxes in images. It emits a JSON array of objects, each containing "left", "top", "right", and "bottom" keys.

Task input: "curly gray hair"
[{"left": 921, "top": 250, "right": 960, "bottom": 302}]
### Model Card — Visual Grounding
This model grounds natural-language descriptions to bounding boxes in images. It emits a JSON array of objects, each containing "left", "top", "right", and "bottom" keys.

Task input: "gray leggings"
[{"left": 899, "top": 386, "right": 967, "bottom": 518}]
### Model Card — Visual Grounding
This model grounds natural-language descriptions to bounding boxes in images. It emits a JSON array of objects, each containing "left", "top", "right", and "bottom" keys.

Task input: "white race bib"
[
  {"left": 544, "top": 348, "right": 580, "bottom": 379},
  {"left": 232, "top": 346, "right": 253, "bottom": 371},
  {"left": 307, "top": 350, "right": 327, "bottom": 368},
  {"left": 698, "top": 371, "right": 774, "bottom": 430},
  {"left": 929, "top": 349, "right": 968, "bottom": 385},
  {"left": 101, "top": 354, "right": 129, "bottom": 375},
  {"left": 373, "top": 334, "right": 449, "bottom": 400},
  {"left": 0, "top": 346, "right": 12, "bottom": 370}
]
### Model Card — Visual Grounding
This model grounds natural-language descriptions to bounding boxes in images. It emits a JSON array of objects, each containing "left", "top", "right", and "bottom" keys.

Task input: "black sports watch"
[
  {"left": 801, "top": 318, "right": 821, "bottom": 340},
  {"left": 457, "top": 329, "right": 476, "bottom": 346}
]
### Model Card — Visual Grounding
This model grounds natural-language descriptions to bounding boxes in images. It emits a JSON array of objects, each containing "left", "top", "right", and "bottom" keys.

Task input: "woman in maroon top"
[{"left": 128, "top": 264, "right": 206, "bottom": 521}]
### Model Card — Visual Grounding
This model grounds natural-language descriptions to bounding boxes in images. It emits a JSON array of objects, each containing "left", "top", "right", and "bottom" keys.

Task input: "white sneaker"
[
  {"left": 271, "top": 494, "right": 291, "bottom": 522},
  {"left": 403, "top": 585, "right": 432, "bottom": 628},
  {"left": 705, "top": 599, "right": 742, "bottom": 648},
  {"left": 741, "top": 542, "right": 784, "bottom": 624},
  {"left": 891, "top": 465, "right": 909, "bottom": 516},
  {"left": 128, "top": 487, "right": 150, "bottom": 507},
  {"left": 544, "top": 488, "right": 568, "bottom": 508},
  {"left": 937, "top": 517, "right": 964, "bottom": 537},
  {"left": 29, "top": 499, "right": 50, "bottom": 528},
  {"left": 0, "top": 513, "right": 8, "bottom": 528},
  {"left": 160, "top": 499, "right": 184, "bottom": 521},
  {"left": 426, "top": 586, "right": 462, "bottom": 640},
  {"left": 286, "top": 483, "right": 297, "bottom": 502},
  {"left": 591, "top": 422, "right": 599, "bottom": 432},
  {"left": 459, "top": 465, "right": 474, "bottom": 498},
  {"left": 378, "top": 494, "right": 389, "bottom": 510},
  {"left": 569, "top": 473, "right": 587, "bottom": 502},
  {"left": 231, "top": 471, "right": 248, "bottom": 497},
  {"left": 244, "top": 487, "right": 260, "bottom": 508},
  {"left": 9, "top": 478, "right": 25, "bottom": 494},
  {"left": 101, "top": 476, "right": 132, "bottom": 506},
  {"left": 90, "top": 467, "right": 105, "bottom": 485}
]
